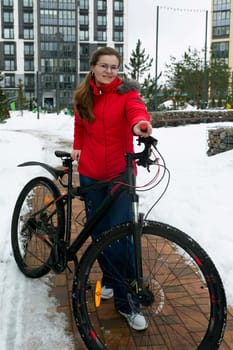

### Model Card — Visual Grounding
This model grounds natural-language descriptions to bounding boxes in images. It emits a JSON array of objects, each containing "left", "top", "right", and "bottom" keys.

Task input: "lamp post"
[
  {"left": 203, "top": 10, "right": 208, "bottom": 108},
  {"left": 154, "top": 5, "right": 159, "bottom": 111},
  {"left": 36, "top": 70, "right": 40, "bottom": 119}
]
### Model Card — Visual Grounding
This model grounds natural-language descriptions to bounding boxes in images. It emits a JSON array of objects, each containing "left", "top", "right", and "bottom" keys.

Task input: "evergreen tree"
[
  {"left": 0, "top": 73, "right": 10, "bottom": 123},
  {"left": 125, "top": 39, "right": 153, "bottom": 82}
]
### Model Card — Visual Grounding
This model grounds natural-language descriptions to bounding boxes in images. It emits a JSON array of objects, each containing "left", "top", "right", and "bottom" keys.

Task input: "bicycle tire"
[
  {"left": 11, "top": 176, "right": 65, "bottom": 278},
  {"left": 72, "top": 220, "right": 227, "bottom": 350}
]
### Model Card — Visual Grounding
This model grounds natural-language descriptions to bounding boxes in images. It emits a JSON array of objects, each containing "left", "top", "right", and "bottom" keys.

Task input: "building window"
[
  {"left": 4, "top": 43, "right": 15, "bottom": 55},
  {"left": 213, "top": 0, "right": 231, "bottom": 11},
  {"left": 23, "top": 12, "right": 33, "bottom": 24},
  {"left": 24, "top": 28, "right": 34, "bottom": 39},
  {"left": 213, "top": 10, "right": 230, "bottom": 26},
  {"left": 212, "top": 25, "right": 230, "bottom": 38},
  {"left": 80, "top": 60, "right": 89, "bottom": 71},
  {"left": 3, "top": 28, "right": 14, "bottom": 39},
  {"left": 114, "top": 0, "right": 123, "bottom": 11},
  {"left": 115, "top": 44, "right": 123, "bottom": 56},
  {"left": 2, "top": 0, "right": 13, "bottom": 6},
  {"left": 114, "top": 16, "right": 123, "bottom": 27},
  {"left": 58, "top": 0, "right": 76, "bottom": 10},
  {"left": 59, "top": 10, "right": 76, "bottom": 26},
  {"left": 80, "top": 14, "right": 89, "bottom": 25},
  {"left": 24, "top": 74, "right": 34, "bottom": 88},
  {"left": 212, "top": 41, "right": 229, "bottom": 60},
  {"left": 23, "top": 0, "right": 33, "bottom": 7},
  {"left": 3, "top": 11, "right": 13, "bottom": 23},
  {"left": 4, "top": 59, "right": 15, "bottom": 71},
  {"left": 97, "top": 30, "right": 107, "bottom": 41},
  {"left": 24, "top": 58, "right": 34, "bottom": 71},
  {"left": 4, "top": 74, "right": 15, "bottom": 87},
  {"left": 113, "top": 31, "right": 123, "bottom": 41},
  {"left": 97, "top": 0, "right": 107, "bottom": 11},
  {"left": 97, "top": 15, "right": 106, "bottom": 25},
  {"left": 80, "top": 44, "right": 89, "bottom": 56},
  {"left": 24, "top": 43, "right": 34, "bottom": 55},
  {"left": 80, "top": 30, "right": 89, "bottom": 41},
  {"left": 40, "top": 9, "right": 58, "bottom": 25},
  {"left": 79, "top": 0, "right": 89, "bottom": 10}
]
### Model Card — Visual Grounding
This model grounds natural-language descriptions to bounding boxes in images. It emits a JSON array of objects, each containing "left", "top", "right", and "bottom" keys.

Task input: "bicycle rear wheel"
[
  {"left": 73, "top": 221, "right": 226, "bottom": 350},
  {"left": 11, "top": 176, "right": 65, "bottom": 278}
]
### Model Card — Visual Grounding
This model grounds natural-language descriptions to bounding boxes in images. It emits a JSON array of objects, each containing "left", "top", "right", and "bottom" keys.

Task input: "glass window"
[
  {"left": 213, "top": 0, "right": 230, "bottom": 11},
  {"left": 212, "top": 41, "right": 229, "bottom": 59},
  {"left": 24, "top": 28, "right": 34, "bottom": 39},
  {"left": 23, "top": 0, "right": 33, "bottom": 6},
  {"left": 40, "top": 9, "right": 58, "bottom": 25},
  {"left": 59, "top": 10, "right": 76, "bottom": 25},
  {"left": 97, "top": 0, "right": 106, "bottom": 11},
  {"left": 4, "top": 74, "right": 15, "bottom": 88},
  {"left": 24, "top": 12, "right": 33, "bottom": 24},
  {"left": 97, "top": 15, "right": 106, "bottom": 25},
  {"left": 3, "top": 11, "right": 13, "bottom": 23},
  {"left": 24, "top": 74, "right": 34, "bottom": 88},
  {"left": 3, "top": 28, "right": 14, "bottom": 39},
  {"left": 24, "top": 59, "right": 34, "bottom": 71},
  {"left": 114, "top": 1, "right": 123, "bottom": 11},
  {"left": 114, "top": 16, "right": 123, "bottom": 26},
  {"left": 97, "top": 30, "right": 107, "bottom": 41},
  {"left": 2, "top": 0, "right": 13, "bottom": 6},
  {"left": 80, "top": 14, "right": 89, "bottom": 25},
  {"left": 80, "top": 60, "right": 89, "bottom": 71},
  {"left": 4, "top": 59, "right": 15, "bottom": 71},
  {"left": 4, "top": 43, "right": 15, "bottom": 55},
  {"left": 79, "top": 0, "right": 88, "bottom": 9},
  {"left": 113, "top": 31, "right": 123, "bottom": 42},
  {"left": 80, "top": 30, "right": 89, "bottom": 41},
  {"left": 24, "top": 43, "right": 34, "bottom": 55},
  {"left": 80, "top": 44, "right": 89, "bottom": 56}
]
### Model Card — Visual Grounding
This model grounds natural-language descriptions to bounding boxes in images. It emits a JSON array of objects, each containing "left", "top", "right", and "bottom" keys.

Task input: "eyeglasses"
[{"left": 95, "top": 63, "right": 119, "bottom": 72}]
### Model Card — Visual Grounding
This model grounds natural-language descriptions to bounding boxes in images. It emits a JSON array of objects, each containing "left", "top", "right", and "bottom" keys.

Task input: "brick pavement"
[{"left": 48, "top": 174, "right": 233, "bottom": 349}]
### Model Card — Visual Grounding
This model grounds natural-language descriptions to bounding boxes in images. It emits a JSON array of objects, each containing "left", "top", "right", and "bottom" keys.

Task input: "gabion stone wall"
[
  {"left": 207, "top": 127, "right": 233, "bottom": 156},
  {"left": 150, "top": 110, "right": 233, "bottom": 128}
]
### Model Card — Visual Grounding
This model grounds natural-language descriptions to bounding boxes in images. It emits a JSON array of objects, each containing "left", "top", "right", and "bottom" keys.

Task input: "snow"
[{"left": 1, "top": 110, "right": 233, "bottom": 349}]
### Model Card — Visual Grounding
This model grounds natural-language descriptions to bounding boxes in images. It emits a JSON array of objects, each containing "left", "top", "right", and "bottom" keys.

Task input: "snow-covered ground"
[{"left": 1, "top": 111, "right": 233, "bottom": 349}]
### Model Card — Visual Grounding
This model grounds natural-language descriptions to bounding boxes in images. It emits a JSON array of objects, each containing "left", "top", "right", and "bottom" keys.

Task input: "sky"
[
  {"left": 1, "top": 110, "right": 233, "bottom": 348},
  {"left": 128, "top": 0, "right": 211, "bottom": 80}
]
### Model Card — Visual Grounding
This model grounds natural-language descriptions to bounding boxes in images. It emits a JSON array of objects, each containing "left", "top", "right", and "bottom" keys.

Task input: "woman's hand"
[
  {"left": 133, "top": 121, "right": 152, "bottom": 137},
  {"left": 71, "top": 149, "right": 81, "bottom": 161}
]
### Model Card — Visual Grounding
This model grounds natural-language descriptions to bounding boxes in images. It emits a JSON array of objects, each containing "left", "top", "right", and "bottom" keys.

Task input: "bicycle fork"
[{"left": 131, "top": 195, "right": 155, "bottom": 307}]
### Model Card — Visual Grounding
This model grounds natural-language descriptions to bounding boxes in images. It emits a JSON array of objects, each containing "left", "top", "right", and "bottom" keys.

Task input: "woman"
[{"left": 72, "top": 46, "right": 152, "bottom": 330}]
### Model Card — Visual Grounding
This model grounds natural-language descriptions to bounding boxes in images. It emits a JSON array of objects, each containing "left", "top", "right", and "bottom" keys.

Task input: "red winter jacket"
[{"left": 73, "top": 77, "right": 151, "bottom": 180}]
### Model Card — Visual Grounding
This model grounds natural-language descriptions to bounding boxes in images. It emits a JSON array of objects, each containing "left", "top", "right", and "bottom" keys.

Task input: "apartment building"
[
  {"left": 211, "top": 0, "right": 233, "bottom": 68},
  {"left": 0, "top": 0, "right": 127, "bottom": 110}
]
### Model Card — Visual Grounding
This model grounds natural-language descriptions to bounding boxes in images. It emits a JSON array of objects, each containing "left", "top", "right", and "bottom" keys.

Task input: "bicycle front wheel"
[
  {"left": 11, "top": 176, "right": 65, "bottom": 278},
  {"left": 73, "top": 221, "right": 226, "bottom": 350}
]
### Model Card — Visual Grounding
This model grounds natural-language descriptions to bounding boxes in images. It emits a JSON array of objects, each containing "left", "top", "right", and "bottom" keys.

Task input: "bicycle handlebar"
[{"left": 133, "top": 136, "right": 158, "bottom": 170}]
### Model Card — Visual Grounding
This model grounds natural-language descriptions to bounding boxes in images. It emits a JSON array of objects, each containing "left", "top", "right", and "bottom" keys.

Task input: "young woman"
[{"left": 72, "top": 46, "right": 152, "bottom": 330}]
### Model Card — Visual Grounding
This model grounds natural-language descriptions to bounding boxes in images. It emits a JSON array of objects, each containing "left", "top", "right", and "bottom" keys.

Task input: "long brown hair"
[{"left": 74, "top": 47, "right": 121, "bottom": 121}]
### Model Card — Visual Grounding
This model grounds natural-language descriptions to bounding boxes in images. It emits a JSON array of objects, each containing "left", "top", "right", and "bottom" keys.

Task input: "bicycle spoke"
[{"left": 73, "top": 222, "right": 226, "bottom": 350}]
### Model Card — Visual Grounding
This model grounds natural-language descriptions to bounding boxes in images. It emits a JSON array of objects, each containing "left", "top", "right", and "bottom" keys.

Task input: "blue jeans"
[{"left": 79, "top": 174, "right": 138, "bottom": 313}]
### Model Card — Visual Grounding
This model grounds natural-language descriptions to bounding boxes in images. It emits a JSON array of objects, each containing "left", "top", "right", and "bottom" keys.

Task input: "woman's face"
[{"left": 91, "top": 55, "right": 119, "bottom": 85}]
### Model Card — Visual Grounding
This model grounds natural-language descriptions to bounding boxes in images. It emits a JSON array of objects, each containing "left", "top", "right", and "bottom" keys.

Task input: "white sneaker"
[
  {"left": 118, "top": 310, "right": 148, "bottom": 331},
  {"left": 101, "top": 286, "right": 114, "bottom": 299}
]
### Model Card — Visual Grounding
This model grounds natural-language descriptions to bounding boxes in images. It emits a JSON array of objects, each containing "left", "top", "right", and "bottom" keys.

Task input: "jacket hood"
[
  {"left": 117, "top": 79, "right": 141, "bottom": 94},
  {"left": 90, "top": 77, "right": 141, "bottom": 95}
]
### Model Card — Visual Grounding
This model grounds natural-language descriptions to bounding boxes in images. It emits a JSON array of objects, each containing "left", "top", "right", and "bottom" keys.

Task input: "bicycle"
[{"left": 11, "top": 135, "right": 227, "bottom": 350}]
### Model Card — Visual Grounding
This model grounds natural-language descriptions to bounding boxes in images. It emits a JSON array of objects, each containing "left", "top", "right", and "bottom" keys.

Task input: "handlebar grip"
[{"left": 140, "top": 122, "right": 148, "bottom": 132}]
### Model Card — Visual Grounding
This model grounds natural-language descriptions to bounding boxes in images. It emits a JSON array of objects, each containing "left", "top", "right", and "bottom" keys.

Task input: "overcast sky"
[{"left": 128, "top": 0, "right": 211, "bottom": 80}]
